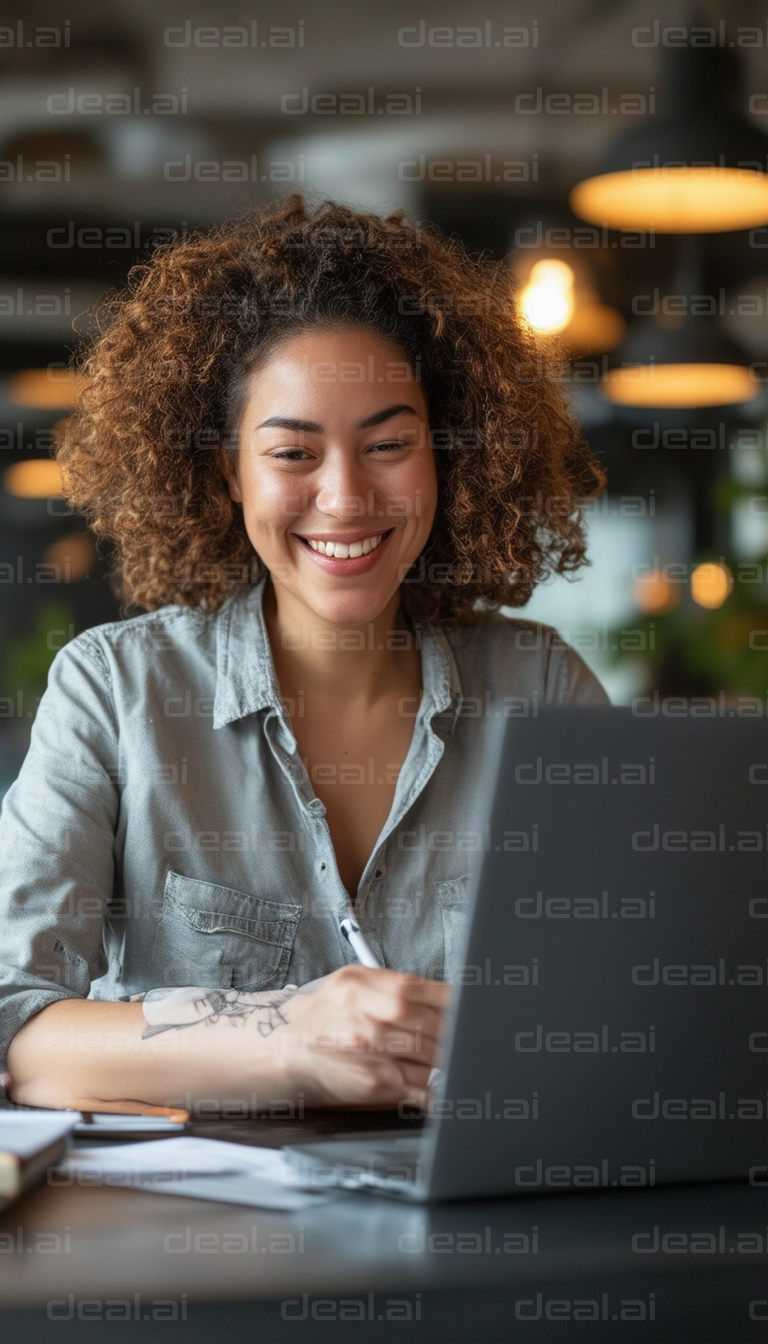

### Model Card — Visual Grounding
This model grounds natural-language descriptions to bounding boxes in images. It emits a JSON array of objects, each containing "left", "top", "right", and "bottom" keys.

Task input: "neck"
[{"left": 263, "top": 580, "right": 420, "bottom": 707}]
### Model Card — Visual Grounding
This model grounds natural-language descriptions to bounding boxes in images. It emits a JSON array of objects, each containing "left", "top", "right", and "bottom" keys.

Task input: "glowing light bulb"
[
  {"left": 690, "top": 562, "right": 733, "bottom": 609},
  {"left": 519, "top": 261, "right": 576, "bottom": 334}
]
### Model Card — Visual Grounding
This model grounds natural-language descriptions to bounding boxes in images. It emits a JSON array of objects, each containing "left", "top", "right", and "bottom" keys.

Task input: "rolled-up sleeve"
[{"left": 0, "top": 634, "right": 119, "bottom": 1066}]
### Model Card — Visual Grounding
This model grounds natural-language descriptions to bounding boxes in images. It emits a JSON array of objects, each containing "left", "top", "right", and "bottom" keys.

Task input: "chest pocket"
[
  {"left": 434, "top": 876, "right": 473, "bottom": 984},
  {"left": 160, "top": 870, "right": 301, "bottom": 991}
]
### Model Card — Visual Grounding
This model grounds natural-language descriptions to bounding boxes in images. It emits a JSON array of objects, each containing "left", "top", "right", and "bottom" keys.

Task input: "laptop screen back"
[{"left": 426, "top": 708, "right": 768, "bottom": 1200}]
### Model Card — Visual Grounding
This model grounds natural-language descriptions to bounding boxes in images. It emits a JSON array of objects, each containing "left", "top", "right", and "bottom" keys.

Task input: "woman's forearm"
[
  {"left": 6, "top": 968, "right": 450, "bottom": 1113},
  {"left": 5, "top": 998, "right": 290, "bottom": 1111}
]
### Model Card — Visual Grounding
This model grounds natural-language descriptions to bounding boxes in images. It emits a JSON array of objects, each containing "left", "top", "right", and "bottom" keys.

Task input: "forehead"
[{"left": 241, "top": 326, "right": 428, "bottom": 420}]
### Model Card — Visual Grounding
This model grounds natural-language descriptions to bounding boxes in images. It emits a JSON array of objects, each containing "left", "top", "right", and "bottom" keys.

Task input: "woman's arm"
[
  {"left": 0, "top": 636, "right": 120, "bottom": 1075},
  {"left": 7, "top": 967, "right": 450, "bottom": 1112}
]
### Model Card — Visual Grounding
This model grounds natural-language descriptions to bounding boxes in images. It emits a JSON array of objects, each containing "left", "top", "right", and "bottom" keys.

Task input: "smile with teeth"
[{"left": 302, "top": 532, "right": 388, "bottom": 559}]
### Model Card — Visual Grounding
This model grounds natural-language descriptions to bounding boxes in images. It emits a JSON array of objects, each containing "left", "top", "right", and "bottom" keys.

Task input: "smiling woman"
[
  {"left": 0, "top": 197, "right": 608, "bottom": 1116},
  {"left": 216, "top": 326, "right": 438, "bottom": 896}
]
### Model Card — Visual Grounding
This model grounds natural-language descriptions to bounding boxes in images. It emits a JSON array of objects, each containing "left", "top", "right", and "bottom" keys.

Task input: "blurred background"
[{"left": 3, "top": 0, "right": 768, "bottom": 796}]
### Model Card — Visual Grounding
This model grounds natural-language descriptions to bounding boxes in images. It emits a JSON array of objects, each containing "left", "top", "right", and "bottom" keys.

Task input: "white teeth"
[{"left": 305, "top": 533, "right": 383, "bottom": 558}]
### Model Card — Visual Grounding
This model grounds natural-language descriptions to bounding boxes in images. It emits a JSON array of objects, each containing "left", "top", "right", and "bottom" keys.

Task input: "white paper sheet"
[
  {"left": 0, "top": 1109, "right": 79, "bottom": 1158},
  {"left": 66, "top": 1137, "right": 245, "bottom": 1179},
  {"left": 62, "top": 1135, "right": 332, "bottom": 1210},
  {"left": 134, "top": 1172, "right": 329, "bottom": 1210}
]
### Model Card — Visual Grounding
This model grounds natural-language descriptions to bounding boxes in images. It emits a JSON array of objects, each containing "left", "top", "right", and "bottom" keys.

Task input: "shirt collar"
[
  {"left": 213, "top": 580, "right": 282, "bottom": 729},
  {"left": 420, "top": 615, "right": 462, "bottom": 718},
  {"left": 212, "top": 578, "right": 462, "bottom": 730}
]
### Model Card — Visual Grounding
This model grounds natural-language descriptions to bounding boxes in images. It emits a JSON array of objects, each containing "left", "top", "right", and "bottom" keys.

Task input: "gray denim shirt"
[{"left": 0, "top": 580, "right": 607, "bottom": 1064}]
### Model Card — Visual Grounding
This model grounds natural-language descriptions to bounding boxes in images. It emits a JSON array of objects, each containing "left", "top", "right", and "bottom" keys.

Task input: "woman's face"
[{"left": 222, "top": 325, "right": 437, "bottom": 627}]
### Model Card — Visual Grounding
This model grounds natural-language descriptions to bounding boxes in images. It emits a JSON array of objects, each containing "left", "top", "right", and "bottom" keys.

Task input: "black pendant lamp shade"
[
  {"left": 602, "top": 315, "right": 758, "bottom": 408},
  {"left": 571, "top": 46, "right": 768, "bottom": 233}
]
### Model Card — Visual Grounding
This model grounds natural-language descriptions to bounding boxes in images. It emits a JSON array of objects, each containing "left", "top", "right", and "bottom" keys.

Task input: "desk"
[{"left": 1, "top": 1115, "right": 766, "bottom": 1342}]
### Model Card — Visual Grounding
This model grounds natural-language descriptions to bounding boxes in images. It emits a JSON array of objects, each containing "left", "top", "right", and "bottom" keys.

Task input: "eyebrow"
[
  {"left": 256, "top": 404, "right": 420, "bottom": 433},
  {"left": 358, "top": 403, "right": 419, "bottom": 430},
  {"left": 257, "top": 416, "right": 322, "bottom": 432}
]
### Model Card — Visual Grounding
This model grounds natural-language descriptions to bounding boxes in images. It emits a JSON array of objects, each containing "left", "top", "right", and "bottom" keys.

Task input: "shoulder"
[
  {"left": 48, "top": 602, "right": 217, "bottom": 700},
  {"left": 74, "top": 602, "right": 210, "bottom": 656},
  {"left": 75, "top": 607, "right": 208, "bottom": 653},
  {"left": 443, "top": 611, "right": 609, "bottom": 705}
]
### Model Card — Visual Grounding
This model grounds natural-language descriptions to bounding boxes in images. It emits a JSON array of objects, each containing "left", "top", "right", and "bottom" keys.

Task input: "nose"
[{"left": 314, "top": 450, "right": 370, "bottom": 520}]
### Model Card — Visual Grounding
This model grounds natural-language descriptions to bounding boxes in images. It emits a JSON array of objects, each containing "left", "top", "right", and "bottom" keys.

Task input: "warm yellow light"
[
  {"left": 519, "top": 260, "right": 576, "bottom": 334},
  {"left": 634, "top": 572, "right": 681, "bottom": 615},
  {"left": 3, "top": 459, "right": 63, "bottom": 498},
  {"left": 41, "top": 533, "right": 96, "bottom": 580},
  {"left": 563, "top": 303, "right": 626, "bottom": 356},
  {"left": 690, "top": 562, "right": 733, "bottom": 609},
  {"left": 7, "top": 368, "right": 87, "bottom": 409},
  {"left": 603, "top": 363, "right": 757, "bottom": 409},
  {"left": 570, "top": 167, "right": 768, "bottom": 234}
]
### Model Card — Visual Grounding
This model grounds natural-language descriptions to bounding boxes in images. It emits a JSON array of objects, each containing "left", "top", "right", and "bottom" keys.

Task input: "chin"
[{"left": 303, "top": 584, "right": 397, "bottom": 628}]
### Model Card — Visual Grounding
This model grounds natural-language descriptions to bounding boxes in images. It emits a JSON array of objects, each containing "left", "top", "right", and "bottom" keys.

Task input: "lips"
[{"left": 294, "top": 528, "right": 394, "bottom": 573}]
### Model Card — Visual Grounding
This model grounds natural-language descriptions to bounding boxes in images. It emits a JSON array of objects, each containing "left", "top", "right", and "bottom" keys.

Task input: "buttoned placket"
[
  {"left": 349, "top": 630, "right": 462, "bottom": 934},
  {"left": 213, "top": 580, "right": 464, "bottom": 967},
  {"left": 268, "top": 696, "right": 460, "bottom": 968},
  {"left": 259, "top": 703, "right": 354, "bottom": 961}
]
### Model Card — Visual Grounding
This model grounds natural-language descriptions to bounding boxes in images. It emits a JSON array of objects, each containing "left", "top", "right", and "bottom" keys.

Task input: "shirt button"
[
  {"left": 307, "top": 799, "right": 326, "bottom": 817},
  {"left": 319, "top": 862, "right": 326, "bottom": 871},
  {"left": 374, "top": 868, "right": 383, "bottom": 879}
]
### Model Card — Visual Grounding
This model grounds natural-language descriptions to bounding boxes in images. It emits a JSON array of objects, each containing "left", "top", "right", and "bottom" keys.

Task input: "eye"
[
  {"left": 272, "top": 448, "right": 310, "bottom": 462},
  {"left": 368, "top": 440, "right": 407, "bottom": 454}
]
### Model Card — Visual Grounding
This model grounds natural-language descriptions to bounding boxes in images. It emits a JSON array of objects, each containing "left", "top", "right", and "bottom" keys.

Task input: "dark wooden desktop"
[{"left": 0, "top": 1110, "right": 766, "bottom": 1342}]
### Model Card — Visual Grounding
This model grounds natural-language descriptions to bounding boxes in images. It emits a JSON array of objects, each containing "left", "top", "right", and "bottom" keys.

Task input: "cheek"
[
  {"left": 382, "top": 472, "right": 433, "bottom": 535},
  {"left": 241, "top": 469, "right": 303, "bottom": 533},
  {"left": 405, "top": 455, "right": 438, "bottom": 523}
]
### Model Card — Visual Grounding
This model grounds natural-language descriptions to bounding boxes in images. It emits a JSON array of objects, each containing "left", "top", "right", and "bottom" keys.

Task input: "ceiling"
[
  {"left": 3, "top": 0, "right": 768, "bottom": 220},
  {"left": 2, "top": 0, "right": 768, "bottom": 370}
]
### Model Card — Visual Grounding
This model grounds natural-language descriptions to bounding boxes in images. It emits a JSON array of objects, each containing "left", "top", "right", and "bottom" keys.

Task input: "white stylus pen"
[{"left": 339, "top": 916, "right": 381, "bottom": 969}]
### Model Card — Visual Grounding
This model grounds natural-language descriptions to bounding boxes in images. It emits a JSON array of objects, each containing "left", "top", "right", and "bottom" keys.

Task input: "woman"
[{"left": 0, "top": 197, "right": 607, "bottom": 1116}]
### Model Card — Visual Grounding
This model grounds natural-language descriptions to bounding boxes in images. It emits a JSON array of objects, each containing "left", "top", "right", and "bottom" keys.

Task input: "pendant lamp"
[{"left": 570, "top": 45, "right": 768, "bottom": 233}]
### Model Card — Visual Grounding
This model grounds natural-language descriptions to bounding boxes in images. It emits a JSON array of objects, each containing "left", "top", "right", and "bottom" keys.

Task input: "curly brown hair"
[{"left": 59, "top": 195, "right": 606, "bottom": 625}]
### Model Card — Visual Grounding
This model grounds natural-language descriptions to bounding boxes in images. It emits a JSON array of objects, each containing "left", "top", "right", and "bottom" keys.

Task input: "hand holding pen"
[{"left": 340, "top": 917, "right": 444, "bottom": 1090}]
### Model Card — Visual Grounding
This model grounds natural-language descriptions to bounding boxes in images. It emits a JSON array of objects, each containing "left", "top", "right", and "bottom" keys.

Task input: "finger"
[
  {"left": 397, "top": 1059, "right": 432, "bottom": 1089},
  {"left": 342, "top": 976, "right": 450, "bottom": 1035},
  {"left": 346, "top": 998, "right": 447, "bottom": 1066},
  {"left": 304, "top": 969, "right": 448, "bottom": 1062},
  {"left": 309, "top": 1019, "right": 438, "bottom": 1066},
  {"left": 300, "top": 1007, "right": 439, "bottom": 1069},
  {"left": 366, "top": 994, "right": 449, "bottom": 1052},
  {"left": 309, "top": 1055, "right": 423, "bottom": 1109},
  {"left": 385, "top": 999, "right": 447, "bottom": 1040},
  {"left": 379, "top": 1010, "right": 441, "bottom": 1059},
  {"left": 335, "top": 966, "right": 452, "bottom": 1011},
  {"left": 358, "top": 1056, "right": 432, "bottom": 1106},
  {"left": 363, "top": 1018, "right": 443, "bottom": 1070},
  {"left": 373, "top": 971, "right": 453, "bottom": 1011},
  {"left": 398, "top": 974, "right": 453, "bottom": 1008}
]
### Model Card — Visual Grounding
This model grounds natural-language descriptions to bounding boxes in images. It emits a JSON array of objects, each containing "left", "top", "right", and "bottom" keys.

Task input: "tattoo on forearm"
[{"left": 131, "top": 986, "right": 298, "bottom": 1040}]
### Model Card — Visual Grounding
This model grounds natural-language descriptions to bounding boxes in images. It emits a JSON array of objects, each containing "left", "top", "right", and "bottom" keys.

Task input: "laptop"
[{"left": 285, "top": 707, "right": 768, "bottom": 1200}]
